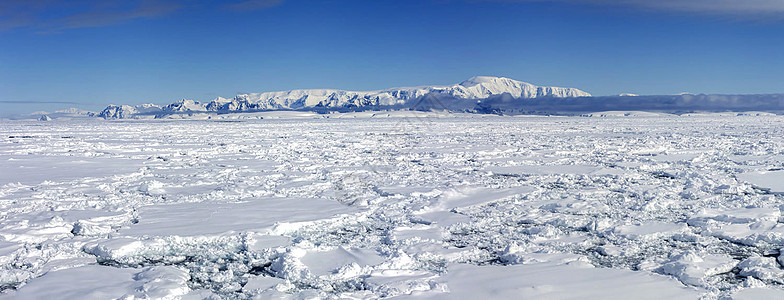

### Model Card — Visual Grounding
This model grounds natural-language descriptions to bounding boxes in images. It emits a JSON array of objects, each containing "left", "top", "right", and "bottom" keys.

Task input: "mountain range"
[
  {"left": 97, "top": 76, "right": 590, "bottom": 119},
  {"left": 15, "top": 76, "right": 784, "bottom": 120}
]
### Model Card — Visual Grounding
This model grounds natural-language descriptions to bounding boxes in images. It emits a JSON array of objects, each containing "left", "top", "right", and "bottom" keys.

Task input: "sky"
[{"left": 1, "top": 0, "right": 784, "bottom": 115}]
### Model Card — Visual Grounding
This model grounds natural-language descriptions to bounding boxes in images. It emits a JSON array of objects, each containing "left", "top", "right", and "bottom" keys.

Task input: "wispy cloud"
[
  {"left": 0, "top": 0, "right": 52, "bottom": 31},
  {"left": 59, "top": 0, "right": 184, "bottom": 30},
  {"left": 0, "top": 100, "right": 85, "bottom": 104},
  {"left": 493, "top": 0, "right": 784, "bottom": 17},
  {"left": 0, "top": 0, "right": 286, "bottom": 33}
]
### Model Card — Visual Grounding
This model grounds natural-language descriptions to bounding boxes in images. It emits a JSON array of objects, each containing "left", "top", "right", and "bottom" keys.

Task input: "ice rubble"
[{"left": 2, "top": 115, "right": 784, "bottom": 298}]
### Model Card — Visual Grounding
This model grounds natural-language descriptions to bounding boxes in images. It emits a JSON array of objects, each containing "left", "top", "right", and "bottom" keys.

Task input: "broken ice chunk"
[{"left": 660, "top": 251, "right": 736, "bottom": 286}]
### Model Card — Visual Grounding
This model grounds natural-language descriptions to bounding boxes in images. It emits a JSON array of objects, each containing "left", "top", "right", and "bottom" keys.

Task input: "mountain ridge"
[{"left": 97, "top": 76, "right": 590, "bottom": 119}]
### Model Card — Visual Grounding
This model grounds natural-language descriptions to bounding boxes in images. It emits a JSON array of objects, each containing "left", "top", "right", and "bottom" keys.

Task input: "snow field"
[{"left": 1, "top": 115, "right": 784, "bottom": 299}]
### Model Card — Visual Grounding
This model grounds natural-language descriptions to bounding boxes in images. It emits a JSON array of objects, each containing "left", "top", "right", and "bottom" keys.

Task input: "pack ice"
[{"left": 2, "top": 113, "right": 784, "bottom": 299}]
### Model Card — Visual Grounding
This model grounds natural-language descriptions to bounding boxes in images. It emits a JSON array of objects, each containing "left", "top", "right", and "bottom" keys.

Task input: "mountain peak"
[{"left": 460, "top": 76, "right": 517, "bottom": 87}]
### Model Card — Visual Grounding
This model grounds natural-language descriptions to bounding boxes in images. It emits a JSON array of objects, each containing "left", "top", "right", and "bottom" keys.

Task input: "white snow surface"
[
  {"left": 737, "top": 170, "right": 784, "bottom": 194},
  {"left": 414, "top": 262, "right": 700, "bottom": 299},
  {"left": 2, "top": 114, "right": 784, "bottom": 299}
]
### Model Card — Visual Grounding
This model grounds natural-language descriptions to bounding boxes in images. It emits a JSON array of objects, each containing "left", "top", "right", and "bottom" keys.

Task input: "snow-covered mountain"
[
  {"left": 10, "top": 108, "right": 97, "bottom": 120},
  {"left": 234, "top": 76, "right": 591, "bottom": 110},
  {"left": 97, "top": 76, "right": 590, "bottom": 118},
  {"left": 98, "top": 104, "right": 162, "bottom": 119}
]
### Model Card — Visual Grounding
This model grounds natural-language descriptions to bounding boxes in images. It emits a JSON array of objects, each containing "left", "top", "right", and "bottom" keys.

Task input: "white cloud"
[
  {"left": 499, "top": 0, "right": 784, "bottom": 16},
  {"left": 605, "top": 0, "right": 784, "bottom": 14}
]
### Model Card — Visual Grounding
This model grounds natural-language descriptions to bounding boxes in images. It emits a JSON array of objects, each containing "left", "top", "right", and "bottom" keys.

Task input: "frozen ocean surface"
[{"left": 2, "top": 114, "right": 784, "bottom": 299}]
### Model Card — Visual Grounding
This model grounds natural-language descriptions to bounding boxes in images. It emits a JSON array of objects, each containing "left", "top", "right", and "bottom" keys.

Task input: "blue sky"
[{"left": 1, "top": 0, "right": 784, "bottom": 115}]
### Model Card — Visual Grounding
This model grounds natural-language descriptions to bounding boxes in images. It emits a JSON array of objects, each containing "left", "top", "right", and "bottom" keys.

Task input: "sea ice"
[
  {"left": 415, "top": 262, "right": 702, "bottom": 299},
  {"left": 2, "top": 115, "right": 784, "bottom": 298}
]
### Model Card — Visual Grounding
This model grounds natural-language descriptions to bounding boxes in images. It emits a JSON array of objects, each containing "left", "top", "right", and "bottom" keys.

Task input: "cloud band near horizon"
[{"left": 499, "top": 0, "right": 784, "bottom": 16}]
